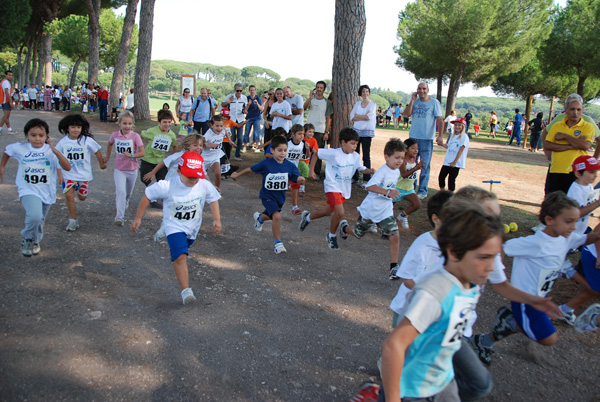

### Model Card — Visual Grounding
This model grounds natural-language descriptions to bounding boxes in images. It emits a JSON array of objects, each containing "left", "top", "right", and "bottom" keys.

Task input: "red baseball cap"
[
  {"left": 221, "top": 108, "right": 230, "bottom": 117},
  {"left": 451, "top": 117, "right": 467, "bottom": 125},
  {"left": 178, "top": 151, "right": 205, "bottom": 178},
  {"left": 572, "top": 155, "right": 600, "bottom": 172}
]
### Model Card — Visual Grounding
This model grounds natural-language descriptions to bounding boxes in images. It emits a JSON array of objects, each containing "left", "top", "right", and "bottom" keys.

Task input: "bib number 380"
[{"left": 265, "top": 173, "right": 288, "bottom": 190}]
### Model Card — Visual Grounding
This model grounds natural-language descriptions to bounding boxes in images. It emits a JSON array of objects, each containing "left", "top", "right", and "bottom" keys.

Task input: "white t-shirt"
[
  {"left": 350, "top": 100, "right": 377, "bottom": 131},
  {"left": 270, "top": 100, "right": 292, "bottom": 133},
  {"left": 318, "top": 148, "right": 366, "bottom": 199},
  {"left": 144, "top": 176, "right": 221, "bottom": 239},
  {"left": 4, "top": 142, "right": 59, "bottom": 204},
  {"left": 306, "top": 97, "right": 331, "bottom": 133},
  {"left": 201, "top": 129, "right": 226, "bottom": 163},
  {"left": 567, "top": 181, "right": 599, "bottom": 235},
  {"left": 56, "top": 136, "right": 102, "bottom": 181},
  {"left": 356, "top": 164, "right": 399, "bottom": 222},
  {"left": 178, "top": 96, "right": 193, "bottom": 113},
  {"left": 285, "top": 94, "right": 304, "bottom": 126},
  {"left": 442, "top": 133, "right": 469, "bottom": 169},
  {"left": 286, "top": 139, "right": 305, "bottom": 167},
  {"left": 163, "top": 151, "right": 207, "bottom": 181},
  {"left": 1, "top": 79, "right": 11, "bottom": 104},
  {"left": 504, "top": 230, "right": 586, "bottom": 297},
  {"left": 126, "top": 93, "right": 134, "bottom": 109}
]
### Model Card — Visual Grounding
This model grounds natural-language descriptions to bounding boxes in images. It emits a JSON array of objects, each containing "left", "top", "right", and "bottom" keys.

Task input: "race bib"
[
  {"left": 585, "top": 189, "right": 600, "bottom": 207},
  {"left": 287, "top": 151, "right": 302, "bottom": 161},
  {"left": 441, "top": 295, "right": 478, "bottom": 347},
  {"left": 115, "top": 139, "right": 133, "bottom": 155},
  {"left": 22, "top": 161, "right": 49, "bottom": 185},
  {"left": 63, "top": 145, "right": 85, "bottom": 163},
  {"left": 151, "top": 135, "right": 172, "bottom": 152},
  {"left": 170, "top": 200, "right": 200, "bottom": 221},
  {"left": 264, "top": 173, "right": 288, "bottom": 190},
  {"left": 378, "top": 180, "right": 398, "bottom": 199},
  {"left": 537, "top": 268, "right": 560, "bottom": 297}
]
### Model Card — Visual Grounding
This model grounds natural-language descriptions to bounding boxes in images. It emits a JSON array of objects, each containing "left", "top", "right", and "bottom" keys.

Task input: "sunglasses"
[{"left": 236, "top": 90, "right": 242, "bottom": 93}]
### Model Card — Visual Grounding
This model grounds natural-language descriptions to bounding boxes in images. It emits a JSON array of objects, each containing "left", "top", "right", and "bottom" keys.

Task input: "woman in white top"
[
  {"left": 176, "top": 88, "right": 194, "bottom": 121},
  {"left": 350, "top": 84, "right": 376, "bottom": 182}
]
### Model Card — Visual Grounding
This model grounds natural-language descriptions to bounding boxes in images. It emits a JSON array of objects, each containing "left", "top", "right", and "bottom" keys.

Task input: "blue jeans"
[
  {"left": 231, "top": 125, "right": 244, "bottom": 157},
  {"left": 508, "top": 128, "right": 521, "bottom": 145},
  {"left": 99, "top": 99, "right": 108, "bottom": 121},
  {"left": 244, "top": 119, "right": 261, "bottom": 143},
  {"left": 415, "top": 138, "right": 433, "bottom": 196}
]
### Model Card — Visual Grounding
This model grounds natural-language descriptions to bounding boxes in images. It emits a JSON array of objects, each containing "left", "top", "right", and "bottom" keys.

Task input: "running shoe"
[
  {"left": 114, "top": 218, "right": 124, "bottom": 227},
  {"left": 66, "top": 218, "right": 80, "bottom": 232},
  {"left": 389, "top": 264, "right": 401, "bottom": 280},
  {"left": 346, "top": 382, "right": 380, "bottom": 402},
  {"left": 253, "top": 212, "right": 263, "bottom": 232},
  {"left": 339, "top": 220, "right": 349, "bottom": 240},
  {"left": 469, "top": 334, "right": 494, "bottom": 366},
  {"left": 292, "top": 207, "right": 302, "bottom": 215},
  {"left": 181, "top": 288, "right": 196, "bottom": 305},
  {"left": 559, "top": 309, "right": 576, "bottom": 326},
  {"left": 397, "top": 212, "right": 409, "bottom": 229},
  {"left": 299, "top": 211, "right": 310, "bottom": 231},
  {"left": 575, "top": 303, "right": 600, "bottom": 333},
  {"left": 491, "top": 306, "right": 517, "bottom": 341},
  {"left": 21, "top": 239, "right": 33, "bottom": 257},
  {"left": 32, "top": 243, "right": 41, "bottom": 255},
  {"left": 274, "top": 242, "right": 287, "bottom": 254},
  {"left": 326, "top": 235, "right": 339, "bottom": 250}
]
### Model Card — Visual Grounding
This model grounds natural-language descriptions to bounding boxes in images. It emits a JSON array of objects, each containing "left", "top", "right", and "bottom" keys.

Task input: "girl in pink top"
[{"left": 103, "top": 111, "right": 145, "bottom": 226}]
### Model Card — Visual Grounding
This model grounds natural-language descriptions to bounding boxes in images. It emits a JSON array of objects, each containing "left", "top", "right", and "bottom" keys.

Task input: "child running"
[
  {"left": 368, "top": 202, "right": 504, "bottom": 401},
  {"left": 177, "top": 112, "right": 192, "bottom": 138},
  {"left": 439, "top": 117, "right": 469, "bottom": 192},
  {"left": 131, "top": 151, "right": 221, "bottom": 304},
  {"left": 299, "top": 123, "right": 318, "bottom": 193},
  {"left": 104, "top": 111, "right": 145, "bottom": 226},
  {"left": 286, "top": 124, "right": 310, "bottom": 215},
  {"left": 55, "top": 114, "right": 106, "bottom": 231},
  {"left": 1, "top": 118, "right": 71, "bottom": 256},
  {"left": 338, "top": 138, "right": 406, "bottom": 280},
  {"left": 201, "top": 115, "right": 231, "bottom": 192},
  {"left": 231, "top": 135, "right": 305, "bottom": 254},
  {"left": 143, "top": 133, "right": 206, "bottom": 243},
  {"left": 472, "top": 192, "right": 600, "bottom": 357},
  {"left": 140, "top": 109, "right": 177, "bottom": 208},
  {"left": 394, "top": 138, "right": 422, "bottom": 229},
  {"left": 299, "top": 127, "right": 374, "bottom": 250}
]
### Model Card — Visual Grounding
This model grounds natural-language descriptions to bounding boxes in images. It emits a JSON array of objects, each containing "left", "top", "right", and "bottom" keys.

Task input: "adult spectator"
[
  {"left": 385, "top": 105, "right": 393, "bottom": 127},
  {"left": 528, "top": 112, "right": 545, "bottom": 152},
  {"left": 284, "top": 86, "right": 304, "bottom": 127},
  {"left": 543, "top": 94, "right": 595, "bottom": 194},
  {"left": 190, "top": 88, "right": 215, "bottom": 135},
  {"left": 303, "top": 80, "right": 333, "bottom": 177},
  {"left": 402, "top": 105, "right": 410, "bottom": 129},
  {"left": 270, "top": 88, "right": 292, "bottom": 133},
  {"left": 0, "top": 70, "right": 14, "bottom": 134},
  {"left": 507, "top": 108, "right": 523, "bottom": 146},
  {"left": 465, "top": 109, "right": 473, "bottom": 136},
  {"left": 489, "top": 111, "right": 498, "bottom": 138},
  {"left": 393, "top": 103, "right": 401, "bottom": 129},
  {"left": 27, "top": 84, "right": 37, "bottom": 110},
  {"left": 53, "top": 85, "right": 61, "bottom": 112},
  {"left": 262, "top": 89, "right": 275, "bottom": 145},
  {"left": 350, "top": 84, "right": 377, "bottom": 182},
  {"left": 243, "top": 85, "right": 263, "bottom": 152},
  {"left": 62, "top": 85, "right": 72, "bottom": 112},
  {"left": 221, "top": 84, "right": 248, "bottom": 161},
  {"left": 403, "top": 82, "right": 443, "bottom": 199},
  {"left": 175, "top": 88, "right": 194, "bottom": 121},
  {"left": 125, "top": 88, "right": 134, "bottom": 112},
  {"left": 97, "top": 85, "right": 109, "bottom": 122}
]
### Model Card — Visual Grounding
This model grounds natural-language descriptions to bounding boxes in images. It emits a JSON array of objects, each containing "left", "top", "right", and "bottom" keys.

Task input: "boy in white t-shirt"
[
  {"left": 130, "top": 152, "right": 221, "bottom": 305},
  {"left": 338, "top": 138, "right": 406, "bottom": 279},
  {"left": 299, "top": 128, "right": 374, "bottom": 250}
]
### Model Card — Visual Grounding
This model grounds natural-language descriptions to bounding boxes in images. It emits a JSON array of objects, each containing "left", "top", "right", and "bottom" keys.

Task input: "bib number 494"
[{"left": 24, "top": 174, "right": 47, "bottom": 184}]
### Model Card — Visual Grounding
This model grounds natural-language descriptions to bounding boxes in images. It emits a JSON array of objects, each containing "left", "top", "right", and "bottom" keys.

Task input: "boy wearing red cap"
[
  {"left": 438, "top": 117, "right": 469, "bottom": 192},
  {"left": 131, "top": 151, "right": 222, "bottom": 304}
]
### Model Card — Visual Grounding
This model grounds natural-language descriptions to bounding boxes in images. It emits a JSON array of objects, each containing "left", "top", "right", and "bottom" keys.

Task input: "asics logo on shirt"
[
  {"left": 24, "top": 152, "right": 45, "bottom": 158},
  {"left": 175, "top": 204, "right": 197, "bottom": 211}
]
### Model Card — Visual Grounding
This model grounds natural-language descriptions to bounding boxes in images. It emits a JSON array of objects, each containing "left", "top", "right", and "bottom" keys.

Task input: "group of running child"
[{"left": 2, "top": 108, "right": 600, "bottom": 401}]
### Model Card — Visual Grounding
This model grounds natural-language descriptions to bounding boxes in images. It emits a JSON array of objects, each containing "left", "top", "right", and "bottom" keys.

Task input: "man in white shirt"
[
  {"left": 303, "top": 80, "right": 333, "bottom": 177},
  {"left": 221, "top": 84, "right": 248, "bottom": 161},
  {"left": 0, "top": 70, "right": 14, "bottom": 134},
  {"left": 284, "top": 86, "right": 304, "bottom": 126}
]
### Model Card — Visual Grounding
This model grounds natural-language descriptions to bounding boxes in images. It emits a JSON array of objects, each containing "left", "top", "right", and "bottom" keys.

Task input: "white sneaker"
[
  {"left": 558, "top": 306, "right": 576, "bottom": 326},
  {"left": 274, "top": 242, "right": 287, "bottom": 254},
  {"left": 397, "top": 212, "right": 409, "bottom": 229},
  {"left": 21, "top": 239, "right": 33, "bottom": 257},
  {"left": 299, "top": 185, "right": 305, "bottom": 193},
  {"left": 234, "top": 156, "right": 243, "bottom": 161},
  {"left": 241, "top": 146, "right": 247, "bottom": 153},
  {"left": 417, "top": 193, "right": 427, "bottom": 200},
  {"left": 254, "top": 148, "right": 261, "bottom": 153},
  {"left": 66, "top": 218, "right": 80, "bottom": 232},
  {"left": 32, "top": 243, "right": 41, "bottom": 255},
  {"left": 154, "top": 223, "right": 166, "bottom": 243},
  {"left": 575, "top": 303, "right": 600, "bottom": 333},
  {"left": 253, "top": 212, "right": 263, "bottom": 231},
  {"left": 114, "top": 218, "right": 124, "bottom": 227},
  {"left": 181, "top": 288, "right": 196, "bottom": 305}
]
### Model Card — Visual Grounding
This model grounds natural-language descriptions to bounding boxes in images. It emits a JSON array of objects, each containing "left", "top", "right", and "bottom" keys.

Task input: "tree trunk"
[
  {"left": 548, "top": 96, "right": 555, "bottom": 123},
  {"left": 331, "top": 0, "right": 366, "bottom": 148},
  {"left": 576, "top": 75, "right": 587, "bottom": 97},
  {"left": 522, "top": 94, "right": 533, "bottom": 148},
  {"left": 36, "top": 46, "right": 44, "bottom": 85},
  {"left": 41, "top": 33, "right": 52, "bottom": 86},
  {"left": 15, "top": 44, "right": 24, "bottom": 88},
  {"left": 109, "top": 0, "right": 139, "bottom": 111},
  {"left": 85, "top": 0, "right": 101, "bottom": 85},
  {"left": 70, "top": 57, "right": 84, "bottom": 89},
  {"left": 134, "top": 0, "right": 156, "bottom": 121},
  {"left": 445, "top": 62, "right": 465, "bottom": 117},
  {"left": 31, "top": 38, "right": 38, "bottom": 84},
  {"left": 436, "top": 74, "right": 443, "bottom": 103},
  {"left": 23, "top": 40, "right": 32, "bottom": 88}
]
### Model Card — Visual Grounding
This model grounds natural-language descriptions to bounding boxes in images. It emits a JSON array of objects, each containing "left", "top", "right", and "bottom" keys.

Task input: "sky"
[{"left": 121, "top": 0, "right": 566, "bottom": 98}]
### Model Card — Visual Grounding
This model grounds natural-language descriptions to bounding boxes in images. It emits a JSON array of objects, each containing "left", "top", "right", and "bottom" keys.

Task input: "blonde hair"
[
  {"left": 178, "top": 133, "right": 205, "bottom": 150},
  {"left": 118, "top": 110, "right": 135, "bottom": 124},
  {"left": 453, "top": 186, "right": 497, "bottom": 203}
]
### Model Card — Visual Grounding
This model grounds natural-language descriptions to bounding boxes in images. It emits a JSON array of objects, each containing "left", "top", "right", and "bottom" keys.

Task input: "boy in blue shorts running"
[{"left": 231, "top": 135, "right": 305, "bottom": 254}]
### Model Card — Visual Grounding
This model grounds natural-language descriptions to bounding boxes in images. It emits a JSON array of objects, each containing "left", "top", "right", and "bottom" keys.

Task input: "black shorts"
[
  {"left": 2, "top": 102, "right": 11, "bottom": 111},
  {"left": 385, "top": 116, "right": 391, "bottom": 121}
]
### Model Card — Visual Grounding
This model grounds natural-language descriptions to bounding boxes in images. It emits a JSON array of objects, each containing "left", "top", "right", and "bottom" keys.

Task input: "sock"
[
  {"left": 257, "top": 215, "right": 263, "bottom": 224},
  {"left": 559, "top": 304, "right": 574, "bottom": 314},
  {"left": 480, "top": 333, "right": 495, "bottom": 348},
  {"left": 328, "top": 232, "right": 336, "bottom": 239},
  {"left": 292, "top": 205, "right": 299, "bottom": 210},
  {"left": 274, "top": 239, "right": 281, "bottom": 245},
  {"left": 305, "top": 214, "right": 311, "bottom": 223},
  {"left": 390, "top": 263, "right": 398, "bottom": 269}
]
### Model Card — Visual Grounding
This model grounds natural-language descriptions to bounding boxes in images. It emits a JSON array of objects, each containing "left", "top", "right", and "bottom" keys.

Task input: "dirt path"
[{"left": 0, "top": 111, "right": 598, "bottom": 401}]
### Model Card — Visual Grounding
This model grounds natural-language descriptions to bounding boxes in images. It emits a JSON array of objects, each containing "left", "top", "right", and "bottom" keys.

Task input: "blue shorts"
[
  {"left": 2, "top": 102, "right": 11, "bottom": 111},
  {"left": 392, "top": 188, "right": 415, "bottom": 202},
  {"left": 261, "top": 197, "right": 284, "bottom": 218},
  {"left": 582, "top": 246, "right": 600, "bottom": 292},
  {"left": 167, "top": 232, "right": 195, "bottom": 262},
  {"left": 511, "top": 301, "right": 556, "bottom": 341}
]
